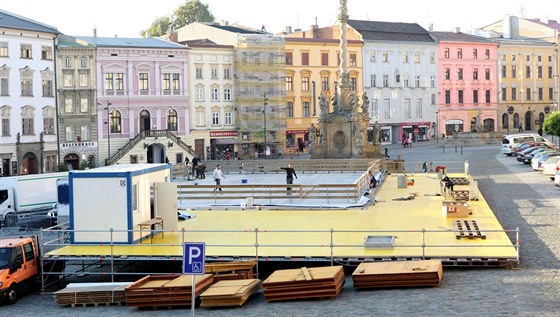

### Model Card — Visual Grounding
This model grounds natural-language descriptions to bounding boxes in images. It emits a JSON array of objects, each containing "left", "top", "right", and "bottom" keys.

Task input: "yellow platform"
[{"left": 45, "top": 173, "right": 518, "bottom": 266}]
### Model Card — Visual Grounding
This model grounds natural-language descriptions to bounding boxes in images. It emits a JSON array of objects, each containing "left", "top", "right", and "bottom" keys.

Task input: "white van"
[{"left": 501, "top": 133, "right": 551, "bottom": 156}]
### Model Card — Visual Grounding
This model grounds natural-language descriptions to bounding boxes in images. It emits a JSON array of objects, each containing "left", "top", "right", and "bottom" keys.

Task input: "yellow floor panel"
[{"left": 46, "top": 173, "right": 518, "bottom": 262}]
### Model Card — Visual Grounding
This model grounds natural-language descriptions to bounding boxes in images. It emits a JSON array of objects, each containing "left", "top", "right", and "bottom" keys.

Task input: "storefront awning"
[{"left": 215, "top": 138, "right": 238, "bottom": 145}]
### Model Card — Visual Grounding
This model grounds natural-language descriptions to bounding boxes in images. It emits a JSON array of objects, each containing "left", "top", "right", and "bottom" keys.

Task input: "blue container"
[{"left": 241, "top": 179, "right": 248, "bottom": 184}]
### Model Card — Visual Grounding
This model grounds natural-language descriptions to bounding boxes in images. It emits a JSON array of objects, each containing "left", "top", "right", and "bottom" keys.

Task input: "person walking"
[
  {"left": 280, "top": 163, "right": 298, "bottom": 195},
  {"left": 384, "top": 146, "right": 390, "bottom": 159},
  {"left": 212, "top": 165, "right": 225, "bottom": 192},
  {"left": 422, "top": 161, "right": 428, "bottom": 173},
  {"left": 192, "top": 156, "right": 200, "bottom": 179}
]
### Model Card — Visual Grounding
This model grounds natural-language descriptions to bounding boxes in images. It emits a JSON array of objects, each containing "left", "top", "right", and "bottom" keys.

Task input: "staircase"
[{"left": 107, "top": 130, "right": 197, "bottom": 165}]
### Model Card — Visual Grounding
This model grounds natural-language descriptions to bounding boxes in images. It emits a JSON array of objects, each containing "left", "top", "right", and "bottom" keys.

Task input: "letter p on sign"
[{"left": 183, "top": 242, "right": 205, "bottom": 275}]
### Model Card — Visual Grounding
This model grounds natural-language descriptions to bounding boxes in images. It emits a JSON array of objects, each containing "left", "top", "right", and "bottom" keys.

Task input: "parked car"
[
  {"left": 554, "top": 170, "right": 560, "bottom": 186},
  {"left": 502, "top": 134, "right": 552, "bottom": 156},
  {"left": 541, "top": 156, "right": 560, "bottom": 176},
  {"left": 516, "top": 146, "right": 548, "bottom": 163},
  {"left": 531, "top": 151, "right": 560, "bottom": 170}
]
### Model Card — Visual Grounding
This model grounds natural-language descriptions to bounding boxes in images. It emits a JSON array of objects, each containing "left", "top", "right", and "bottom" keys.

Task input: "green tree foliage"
[
  {"left": 140, "top": 0, "right": 214, "bottom": 38},
  {"left": 542, "top": 112, "right": 560, "bottom": 138}
]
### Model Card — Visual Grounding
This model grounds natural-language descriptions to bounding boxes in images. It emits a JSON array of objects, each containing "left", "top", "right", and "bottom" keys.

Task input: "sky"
[{"left": 1, "top": 0, "right": 560, "bottom": 38}]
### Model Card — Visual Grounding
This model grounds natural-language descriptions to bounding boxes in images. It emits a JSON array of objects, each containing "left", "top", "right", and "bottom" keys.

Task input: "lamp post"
[
  {"left": 436, "top": 111, "right": 439, "bottom": 143},
  {"left": 106, "top": 102, "right": 112, "bottom": 164},
  {"left": 263, "top": 94, "right": 268, "bottom": 160}
]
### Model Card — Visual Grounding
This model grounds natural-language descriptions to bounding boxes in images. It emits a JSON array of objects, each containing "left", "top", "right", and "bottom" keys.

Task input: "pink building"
[{"left": 432, "top": 31, "right": 499, "bottom": 136}]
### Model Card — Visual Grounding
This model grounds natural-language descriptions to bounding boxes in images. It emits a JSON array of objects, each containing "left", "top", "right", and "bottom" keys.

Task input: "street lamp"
[
  {"left": 106, "top": 102, "right": 112, "bottom": 163},
  {"left": 436, "top": 111, "right": 439, "bottom": 143},
  {"left": 263, "top": 94, "right": 268, "bottom": 160}
]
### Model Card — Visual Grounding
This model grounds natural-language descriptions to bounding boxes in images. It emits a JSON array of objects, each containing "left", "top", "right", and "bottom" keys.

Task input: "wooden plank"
[{"left": 301, "top": 267, "right": 313, "bottom": 281}]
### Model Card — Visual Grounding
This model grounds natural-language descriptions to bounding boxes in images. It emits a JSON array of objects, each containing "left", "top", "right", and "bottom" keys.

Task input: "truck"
[
  {"left": 0, "top": 173, "right": 68, "bottom": 225},
  {"left": 0, "top": 236, "right": 40, "bottom": 304}
]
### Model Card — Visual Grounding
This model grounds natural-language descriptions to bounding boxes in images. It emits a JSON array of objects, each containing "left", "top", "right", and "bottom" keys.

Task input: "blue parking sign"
[{"left": 183, "top": 242, "right": 205, "bottom": 275}]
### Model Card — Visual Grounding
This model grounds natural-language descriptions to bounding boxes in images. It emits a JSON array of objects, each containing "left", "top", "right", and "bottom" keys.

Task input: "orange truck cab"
[{"left": 0, "top": 236, "right": 39, "bottom": 304}]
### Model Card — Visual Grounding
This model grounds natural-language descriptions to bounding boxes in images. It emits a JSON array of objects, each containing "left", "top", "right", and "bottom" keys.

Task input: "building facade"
[{"left": 0, "top": 9, "right": 59, "bottom": 175}]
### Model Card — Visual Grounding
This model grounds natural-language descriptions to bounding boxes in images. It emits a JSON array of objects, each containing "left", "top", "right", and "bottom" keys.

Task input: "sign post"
[{"left": 183, "top": 242, "right": 205, "bottom": 317}]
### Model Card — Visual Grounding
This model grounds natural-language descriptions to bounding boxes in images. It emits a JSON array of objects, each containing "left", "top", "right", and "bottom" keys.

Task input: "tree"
[
  {"left": 140, "top": 0, "right": 214, "bottom": 38},
  {"left": 542, "top": 112, "right": 560, "bottom": 138}
]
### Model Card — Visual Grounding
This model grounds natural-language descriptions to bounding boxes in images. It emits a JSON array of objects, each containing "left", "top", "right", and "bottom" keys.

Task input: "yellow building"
[{"left": 282, "top": 25, "right": 363, "bottom": 153}]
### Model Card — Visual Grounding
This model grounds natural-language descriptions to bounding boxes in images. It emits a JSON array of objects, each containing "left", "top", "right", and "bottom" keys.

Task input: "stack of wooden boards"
[
  {"left": 205, "top": 260, "right": 256, "bottom": 282},
  {"left": 262, "top": 266, "right": 344, "bottom": 301},
  {"left": 200, "top": 279, "right": 261, "bottom": 307},
  {"left": 125, "top": 274, "right": 213, "bottom": 308},
  {"left": 352, "top": 260, "right": 443, "bottom": 289},
  {"left": 53, "top": 282, "right": 130, "bottom": 306}
]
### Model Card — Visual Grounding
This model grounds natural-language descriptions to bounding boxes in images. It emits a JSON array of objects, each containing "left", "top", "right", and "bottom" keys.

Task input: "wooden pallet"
[
  {"left": 200, "top": 279, "right": 261, "bottom": 307},
  {"left": 352, "top": 260, "right": 442, "bottom": 289},
  {"left": 53, "top": 284, "right": 128, "bottom": 306},
  {"left": 453, "top": 220, "right": 486, "bottom": 239},
  {"left": 452, "top": 190, "right": 470, "bottom": 201},
  {"left": 449, "top": 177, "right": 470, "bottom": 185}
]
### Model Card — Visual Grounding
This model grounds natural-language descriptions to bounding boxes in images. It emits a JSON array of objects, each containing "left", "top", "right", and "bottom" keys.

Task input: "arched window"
[
  {"left": 502, "top": 113, "right": 508, "bottom": 129},
  {"left": 513, "top": 113, "right": 520, "bottom": 129},
  {"left": 167, "top": 109, "right": 178, "bottom": 131},
  {"left": 110, "top": 110, "right": 122, "bottom": 133}
]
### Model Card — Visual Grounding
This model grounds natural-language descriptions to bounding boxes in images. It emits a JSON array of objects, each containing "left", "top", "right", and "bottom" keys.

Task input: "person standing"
[
  {"left": 280, "top": 163, "right": 298, "bottom": 195},
  {"left": 384, "top": 146, "right": 390, "bottom": 159},
  {"left": 192, "top": 156, "right": 200, "bottom": 179},
  {"left": 422, "top": 161, "right": 428, "bottom": 173},
  {"left": 212, "top": 165, "right": 225, "bottom": 192}
]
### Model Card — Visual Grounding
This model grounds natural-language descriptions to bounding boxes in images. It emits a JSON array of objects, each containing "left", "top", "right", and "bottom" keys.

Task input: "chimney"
[
  {"left": 311, "top": 25, "right": 319, "bottom": 38},
  {"left": 452, "top": 27, "right": 460, "bottom": 33},
  {"left": 93, "top": 28, "right": 97, "bottom": 37},
  {"left": 503, "top": 14, "right": 511, "bottom": 39},
  {"left": 428, "top": 23, "right": 433, "bottom": 32},
  {"left": 168, "top": 31, "right": 178, "bottom": 43},
  {"left": 284, "top": 26, "right": 292, "bottom": 34}
]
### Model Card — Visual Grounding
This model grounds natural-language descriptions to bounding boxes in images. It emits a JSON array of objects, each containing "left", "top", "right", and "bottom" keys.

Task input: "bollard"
[
  {"left": 461, "top": 145, "right": 463, "bottom": 155},
  {"left": 429, "top": 161, "right": 434, "bottom": 172},
  {"left": 415, "top": 164, "right": 419, "bottom": 173},
  {"left": 443, "top": 145, "right": 445, "bottom": 153},
  {"left": 455, "top": 145, "right": 457, "bottom": 153}
]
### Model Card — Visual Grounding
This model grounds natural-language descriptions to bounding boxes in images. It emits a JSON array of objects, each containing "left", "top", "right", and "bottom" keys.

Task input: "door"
[{"left": 139, "top": 110, "right": 151, "bottom": 132}]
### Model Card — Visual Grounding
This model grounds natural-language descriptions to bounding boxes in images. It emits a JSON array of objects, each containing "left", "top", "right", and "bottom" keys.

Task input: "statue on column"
[
  {"left": 354, "top": 123, "right": 363, "bottom": 146},
  {"left": 332, "top": 88, "right": 339, "bottom": 113},
  {"left": 318, "top": 93, "right": 328, "bottom": 119},
  {"left": 361, "top": 91, "right": 370, "bottom": 114},
  {"left": 309, "top": 123, "right": 317, "bottom": 145},
  {"left": 350, "top": 91, "right": 359, "bottom": 113}
]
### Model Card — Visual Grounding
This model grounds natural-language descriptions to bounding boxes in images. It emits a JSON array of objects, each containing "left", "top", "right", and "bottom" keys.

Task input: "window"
[
  {"left": 0, "top": 78, "right": 8, "bottom": 96},
  {"left": 196, "top": 87, "right": 204, "bottom": 101},
  {"left": 302, "top": 52, "right": 309, "bottom": 66},
  {"left": 550, "top": 87, "right": 554, "bottom": 100},
  {"left": 286, "top": 102, "right": 293, "bottom": 117},
  {"left": 548, "top": 55, "right": 552, "bottom": 62},
  {"left": 65, "top": 98, "right": 73, "bottom": 113},
  {"left": 403, "top": 74, "right": 409, "bottom": 87},
  {"left": 525, "top": 66, "right": 531, "bottom": 78},
  {"left": 429, "top": 52, "right": 435, "bottom": 64},
  {"left": 511, "top": 65, "right": 517, "bottom": 78},
  {"left": 404, "top": 99, "right": 411, "bottom": 118},
  {"left": 80, "top": 57, "right": 88, "bottom": 68},
  {"left": 65, "top": 126, "right": 75, "bottom": 141},
  {"left": 382, "top": 51, "right": 388, "bottom": 62},
  {"left": 115, "top": 73, "right": 124, "bottom": 92},
  {"left": 212, "top": 112, "right": 220, "bottom": 125},
  {"left": 445, "top": 90, "right": 451, "bottom": 104},
  {"left": 473, "top": 49, "right": 478, "bottom": 59},
  {"left": 403, "top": 52, "right": 409, "bottom": 63},
  {"left": 486, "top": 90, "right": 491, "bottom": 103},
  {"left": 211, "top": 87, "right": 219, "bottom": 101},
  {"left": 350, "top": 54, "right": 356, "bottom": 66},
  {"left": 21, "top": 79, "right": 33, "bottom": 96},
  {"left": 457, "top": 48, "right": 462, "bottom": 59},
  {"left": 196, "top": 112, "right": 205, "bottom": 126},
  {"left": 223, "top": 67, "right": 231, "bottom": 79},
  {"left": 286, "top": 77, "right": 293, "bottom": 91},
  {"left": 473, "top": 68, "right": 478, "bottom": 80},
  {"left": 512, "top": 54, "right": 516, "bottom": 61},
  {"left": 41, "top": 46, "right": 52, "bottom": 60},
  {"left": 303, "top": 102, "right": 310, "bottom": 117},
  {"left": 80, "top": 97, "right": 89, "bottom": 113},
  {"left": 458, "top": 90, "right": 464, "bottom": 104},
  {"left": 321, "top": 53, "right": 328, "bottom": 66},
  {"left": 444, "top": 68, "right": 450, "bottom": 80},
  {"left": 224, "top": 88, "right": 232, "bottom": 101},
  {"left": 64, "top": 74, "right": 73, "bottom": 87},
  {"left": 526, "top": 88, "right": 531, "bottom": 100},
  {"left": 369, "top": 51, "right": 376, "bottom": 62},
  {"left": 195, "top": 66, "right": 203, "bottom": 79},
  {"left": 511, "top": 87, "right": 517, "bottom": 100},
  {"left": 501, "top": 66, "right": 506, "bottom": 78},
  {"left": 2, "top": 118, "right": 9, "bottom": 136},
  {"left": 526, "top": 54, "right": 530, "bottom": 62},
  {"left": 414, "top": 52, "right": 420, "bottom": 63},
  {"left": 167, "top": 109, "right": 178, "bottom": 131},
  {"left": 351, "top": 77, "right": 357, "bottom": 91},
  {"left": 225, "top": 112, "right": 233, "bottom": 125},
  {"left": 473, "top": 90, "right": 479, "bottom": 103},
  {"left": 415, "top": 75, "right": 420, "bottom": 88},
  {"left": 383, "top": 74, "right": 389, "bottom": 87},
  {"left": 20, "top": 44, "right": 32, "bottom": 59},
  {"left": 43, "top": 117, "right": 54, "bottom": 134},
  {"left": 79, "top": 73, "right": 88, "bottom": 87},
  {"left": 485, "top": 49, "right": 490, "bottom": 59},
  {"left": 383, "top": 99, "right": 390, "bottom": 119},
  {"left": 458, "top": 68, "right": 463, "bottom": 80},
  {"left": 431, "top": 94, "right": 436, "bottom": 105},
  {"left": 105, "top": 73, "right": 114, "bottom": 91},
  {"left": 42, "top": 80, "right": 53, "bottom": 97},
  {"left": 322, "top": 77, "right": 329, "bottom": 91},
  {"left": 485, "top": 68, "right": 490, "bottom": 80},
  {"left": 110, "top": 110, "right": 122, "bottom": 133},
  {"left": 172, "top": 73, "right": 180, "bottom": 93},
  {"left": 538, "top": 66, "right": 542, "bottom": 78},
  {"left": 80, "top": 126, "right": 90, "bottom": 141},
  {"left": 549, "top": 66, "right": 553, "bottom": 79},
  {"left": 285, "top": 52, "right": 293, "bottom": 65},
  {"left": 302, "top": 77, "right": 310, "bottom": 91},
  {"left": 0, "top": 42, "right": 8, "bottom": 57},
  {"left": 415, "top": 98, "right": 422, "bottom": 118},
  {"left": 372, "top": 99, "right": 379, "bottom": 118},
  {"left": 430, "top": 75, "right": 435, "bottom": 88},
  {"left": 444, "top": 48, "right": 449, "bottom": 58},
  {"left": 64, "top": 57, "right": 72, "bottom": 68},
  {"left": 538, "top": 88, "right": 543, "bottom": 100},
  {"left": 501, "top": 88, "right": 507, "bottom": 101},
  {"left": 139, "top": 73, "right": 149, "bottom": 94},
  {"left": 163, "top": 73, "right": 171, "bottom": 93},
  {"left": 211, "top": 67, "right": 218, "bottom": 79},
  {"left": 538, "top": 55, "right": 542, "bottom": 62}
]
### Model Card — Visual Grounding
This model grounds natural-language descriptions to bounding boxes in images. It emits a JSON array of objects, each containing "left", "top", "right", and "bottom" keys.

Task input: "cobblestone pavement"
[{"left": 2, "top": 141, "right": 560, "bottom": 316}]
